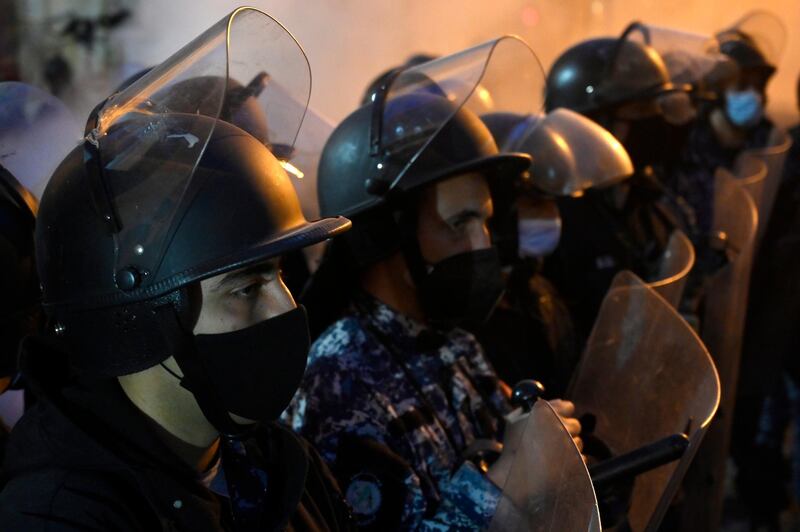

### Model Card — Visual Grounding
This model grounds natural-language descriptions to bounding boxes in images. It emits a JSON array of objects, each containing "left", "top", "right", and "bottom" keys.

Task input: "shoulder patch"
[{"left": 345, "top": 472, "right": 383, "bottom": 524}]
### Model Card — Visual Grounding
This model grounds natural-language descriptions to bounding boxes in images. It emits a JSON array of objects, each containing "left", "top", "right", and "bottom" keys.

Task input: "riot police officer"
[
  {"left": 285, "top": 38, "right": 582, "bottom": 529},
  {"left": 543, "top": 24, "right": 696, "bottom": 340},
  {"left": 674, "top": 12, "right": 783, "bottom": 233},
  {"left": 0, "top": 9, "right": 353, "bottom": 531},
  {"left": 477, "top": 109, "right": 634, "bottom": 394}
]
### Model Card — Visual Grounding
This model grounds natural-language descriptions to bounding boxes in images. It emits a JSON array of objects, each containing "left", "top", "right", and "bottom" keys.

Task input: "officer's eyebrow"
[
  {"left": 211, "top": 260, "right": 279, "bottom": 292},
  {"left": 445, "top": 201, "right": 494, "bottom": 226}
]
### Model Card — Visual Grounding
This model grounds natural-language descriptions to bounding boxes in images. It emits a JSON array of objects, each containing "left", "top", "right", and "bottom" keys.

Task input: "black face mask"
[
  {"left": 623, "top": 116, "right": 685, "bottom": 169},
  {"left": 188, "top": 305, "right": 310, "bottom": 422},
  {"left": 419, "top": 248, "right": 505, "bottom": 330}
]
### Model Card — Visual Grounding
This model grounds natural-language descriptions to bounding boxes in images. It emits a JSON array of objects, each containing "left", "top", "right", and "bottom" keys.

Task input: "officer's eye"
[
  {"left": 448, "top": 212, "right": 480, "bottom": 231},
  {"left": 232, "top": 282, "right": 262, "bottom": 299}
]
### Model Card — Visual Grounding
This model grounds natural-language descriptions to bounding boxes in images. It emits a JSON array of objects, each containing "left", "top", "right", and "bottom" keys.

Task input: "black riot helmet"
[
  {"left": 318, "top": 36, "right": 542, "bottom": 262},
  {"left": 304, "top": 36, "right": 543, "bottom": 333},
  {"left": 482, "top": 109, "right": 634, "bottom": 263},
  {"left": 0, "top": 82, "right": 79, "bottom": 388},
  {"left": 619, "top": 24, "right": 738, "bottom": 103},
  {"left": 545, "top": 23, "right": 692, "bottom": 123},
  {"left": 36, "top": 9, "right": 350, "bottom": 434},
  {"left": 484, "top": 109, "right": 633, "bottom": 197}
]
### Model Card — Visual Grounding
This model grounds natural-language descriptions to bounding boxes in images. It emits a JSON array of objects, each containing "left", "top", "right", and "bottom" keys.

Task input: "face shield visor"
[
  {"left": 81, "top": 7, "right": 317, "bottom": 296},
  {"left": 630, "top": 25, "right": 736, "bottom": 99},
  {"left": 366, "top": 35, "right": 545, "bottom": 195},
  {"left": 606, "top": 24, "right": 696, "bottom": 126},
  {"left": 717, "top": 10, "right": 786, "bottom": 73},
  {"left": 500, "top": 108, "right": 633, "bottom": 197}
]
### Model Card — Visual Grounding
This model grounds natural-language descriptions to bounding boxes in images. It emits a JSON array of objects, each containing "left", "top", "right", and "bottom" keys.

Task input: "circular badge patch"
[{"left": 346, "top": 473, "right": 383, "bottom": 524}]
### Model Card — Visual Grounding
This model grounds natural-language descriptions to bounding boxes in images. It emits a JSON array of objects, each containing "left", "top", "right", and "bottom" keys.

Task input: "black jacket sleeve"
[{"left": 0, "top": 468, "right": 160, "bottom": 531}]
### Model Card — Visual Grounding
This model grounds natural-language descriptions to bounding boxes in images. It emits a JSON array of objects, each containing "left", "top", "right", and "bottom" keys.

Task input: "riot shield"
[
  {"left": 645, "top": 230, "right": 695, "bottom": 309},
  {"left": 678, "top": 171, "right": 759, "bottom": 532},
  {"left": 738, "top": 127, "right": 793, "bottom": 245},
  {"left": 0, "top": 82, "right": 81, "bottom": 201},
  {"left": 729, "top": 152, "right": 767, "bottom": 222},
  {"left": 489, "top": 400, "right": 601, "bottom": 532},
  {"left": 568, "top": 271, "right": 720, "bottom": 531}
]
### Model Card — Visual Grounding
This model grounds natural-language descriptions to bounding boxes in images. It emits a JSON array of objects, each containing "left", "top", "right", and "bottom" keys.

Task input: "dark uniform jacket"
[
  {"left": 0, "top": 337, "right": 353, "bottom": 531},
  {"left": 284, "top": 294, "right": 507, "bottom": 530},
  {"left": 543, "top": 170, "right": 685, "bottom": 342},
  {"left": 476, "top": 262, "right": 579, "bottom": 397}
]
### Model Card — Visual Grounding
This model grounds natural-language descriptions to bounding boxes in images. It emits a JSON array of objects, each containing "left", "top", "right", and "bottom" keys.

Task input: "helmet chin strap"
[{"left": 154, "top": 298, "right": 255, "bottom": 439}]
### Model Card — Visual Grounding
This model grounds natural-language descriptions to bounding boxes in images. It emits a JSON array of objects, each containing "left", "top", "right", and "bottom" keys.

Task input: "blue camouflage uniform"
[{"left": 284, "top": 293, "right": 510, "bottom": 530}]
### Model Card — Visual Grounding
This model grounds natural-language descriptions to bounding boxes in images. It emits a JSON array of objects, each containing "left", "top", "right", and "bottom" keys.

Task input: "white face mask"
[{"left": 518, "top": 216, "right": 562, "bottom": 258}]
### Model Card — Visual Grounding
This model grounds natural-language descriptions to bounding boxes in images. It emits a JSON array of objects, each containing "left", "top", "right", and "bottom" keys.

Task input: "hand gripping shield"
[
  {"left": 489, "top": 400, "right": 601, "bottom": 532},
  {"left": 568, "top": 271, "right": 720, "bottom": 531}
]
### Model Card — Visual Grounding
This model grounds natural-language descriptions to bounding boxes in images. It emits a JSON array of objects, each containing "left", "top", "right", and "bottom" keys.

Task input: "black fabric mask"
[
  {"left": 190, "top": 305, "right": 310, "bottom": 422},
  {"left": 623, "top": 116, "right": 683, "bottom": 169},
  {"left": 419, "top": 248, "right": 505, "bottom": 329}
]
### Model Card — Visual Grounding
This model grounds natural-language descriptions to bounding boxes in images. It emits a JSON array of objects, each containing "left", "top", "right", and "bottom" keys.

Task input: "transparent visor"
[
  {"left": 568, "top": 271, "right": 720, "bottom": 530},
  {"left": 489, "top": 401, "right": 601, "bottom": 532},
  {"left": 87, "top": 7, "right": 311, "bottom": 277},
  {"left": 371, "top": 35, "right": 545, "bottom": 192},
  {"left": 629, "top": 25, "right": 736, "bottom": 96},
  {"left": 286, "top": 107, "right": 335, "bottom": 220},
  {"left": 0, "top": 82, "right": 81, "bottom": 201},
  {"left": 606, "top": 27, "right": 694, "bottom": 125},
  {"left": 720, "top": 10, "right": 787, "bottom": 67},
  {"left": 501, "top": 108, "right": 633, "bottom": 196}
]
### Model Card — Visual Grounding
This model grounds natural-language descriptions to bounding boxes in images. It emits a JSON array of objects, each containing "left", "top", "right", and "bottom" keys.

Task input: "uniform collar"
[{"left": 353, "top": 292, "right": 448, "bottom": 354}]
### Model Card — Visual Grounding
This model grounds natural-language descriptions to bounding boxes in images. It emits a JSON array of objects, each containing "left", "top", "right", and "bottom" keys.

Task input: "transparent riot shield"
[
  {"left": 489, "top": 400, "right": 601, "bottom": 532},
  {"left": 645, "top": 230, "right": 695, "bottom": 309},
  {"left": 678, "top": 171, "right": 759, "bottom": 532},
  {"left": 0, "top": 82, "right": 81, "bottom": 201},
  {"left": 738, "top": 127, "right": 793, "bottom": 245},
  {"left": 496, "top": 108, "right": 633, "bottom": 197},
  {"left": 568, "top": 271, "right": 720, "bottom": 532},
  {"left": 729, "top": 152, "right": 768, "bottom": 220}
]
